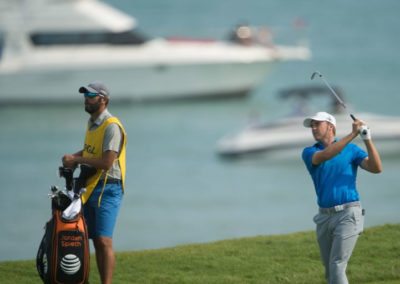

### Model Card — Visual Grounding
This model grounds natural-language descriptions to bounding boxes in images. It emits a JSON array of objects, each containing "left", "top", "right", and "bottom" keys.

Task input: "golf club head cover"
[{"left": 359, "top": 125, "right": 371, "bottom": 140}]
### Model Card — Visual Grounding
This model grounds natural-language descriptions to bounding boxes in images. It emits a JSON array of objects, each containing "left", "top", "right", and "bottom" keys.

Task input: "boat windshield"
[{"left": 30, "top": 29, "right": 148, "bottom": 46}]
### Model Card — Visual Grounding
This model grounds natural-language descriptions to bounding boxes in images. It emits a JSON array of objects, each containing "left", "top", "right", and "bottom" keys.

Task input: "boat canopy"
[
  {"left": 0, "top": 0, "right": 145, "bottom": 47},
  {"left": 278, "top": 85, "right": 346, "bottom": 115},
  {"left": 279, "top": 85, "right": 343, "bottom": 100},
  {"left": 1, "top": 0, "right": 136, "bottom": 33}
]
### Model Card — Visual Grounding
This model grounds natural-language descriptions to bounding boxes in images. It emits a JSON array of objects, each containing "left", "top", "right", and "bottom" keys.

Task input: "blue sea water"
[{"left": 1, "top": 0, "right": 400, "bottom": 261}]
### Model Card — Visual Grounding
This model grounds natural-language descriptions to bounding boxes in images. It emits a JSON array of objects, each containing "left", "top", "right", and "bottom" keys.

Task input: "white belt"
[{"left": 319, "top": 201, "right": 361, "bottom": 214}]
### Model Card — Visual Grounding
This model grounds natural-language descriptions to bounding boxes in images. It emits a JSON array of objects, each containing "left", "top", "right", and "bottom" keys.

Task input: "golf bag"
[{"left": 36, "top": 165, "right": 96, "bottom": 284}]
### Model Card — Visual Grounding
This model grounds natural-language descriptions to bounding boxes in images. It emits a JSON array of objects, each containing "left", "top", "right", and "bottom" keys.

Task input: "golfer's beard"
[{"left": 85, "top": 102, "right": 101, "bottom": 114}]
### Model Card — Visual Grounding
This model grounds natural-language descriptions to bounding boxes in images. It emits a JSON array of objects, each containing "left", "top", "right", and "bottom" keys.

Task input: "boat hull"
[{"left": 0, "top": 56, "right": 276, "bottom": 104}]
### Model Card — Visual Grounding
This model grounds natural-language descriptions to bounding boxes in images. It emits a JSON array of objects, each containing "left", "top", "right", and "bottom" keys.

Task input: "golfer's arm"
[
  {"left": 312, "top": 132, "right": 358, "bottom": 165},
  {"left": 361, "top": 140, "right": 383, "bottom": 173}
]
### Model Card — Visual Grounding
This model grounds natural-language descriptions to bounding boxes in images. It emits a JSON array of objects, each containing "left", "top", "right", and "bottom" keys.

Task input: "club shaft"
[
  {"left": 320, "top": 77, "right": 346, "bottom": 109},
  {"left": 311, "top": 72, "right": 365, "bottom": 132},
  {"left": 321, "top": 77, "right": 358, "bottom": 120}
]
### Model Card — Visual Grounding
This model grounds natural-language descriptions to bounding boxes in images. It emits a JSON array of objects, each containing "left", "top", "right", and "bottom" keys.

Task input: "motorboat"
[
  {"left": 216, "top": 86, "right": 400, "bottom": 157},
  {"left": 0, "top": 0, "right": 311, "bottom": 104}
]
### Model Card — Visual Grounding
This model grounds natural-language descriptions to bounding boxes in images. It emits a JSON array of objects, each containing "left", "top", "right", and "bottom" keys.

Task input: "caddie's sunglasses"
[{"left": 84, "top": 92, "right": 104, "bottom": 98}]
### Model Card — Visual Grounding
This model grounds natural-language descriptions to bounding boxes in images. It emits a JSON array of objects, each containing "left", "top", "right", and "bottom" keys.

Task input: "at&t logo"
[{"left": 60, "top": 254, "right": 81, "bottom": 275}]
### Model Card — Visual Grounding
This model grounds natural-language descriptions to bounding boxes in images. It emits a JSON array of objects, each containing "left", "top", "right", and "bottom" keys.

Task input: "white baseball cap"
[{"left": 303, "top": 112, "right": 336, "bottom": 128}]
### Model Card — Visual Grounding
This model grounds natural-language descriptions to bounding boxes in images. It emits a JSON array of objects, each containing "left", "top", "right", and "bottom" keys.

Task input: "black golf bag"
[{"left": 36, "top": 165, "right": 96, "bottom": 284}]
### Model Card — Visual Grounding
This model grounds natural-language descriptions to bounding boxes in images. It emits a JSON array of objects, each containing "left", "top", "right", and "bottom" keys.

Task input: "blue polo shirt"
[{"left": 302, "top": 141, "right": 367, "bottom": 208}]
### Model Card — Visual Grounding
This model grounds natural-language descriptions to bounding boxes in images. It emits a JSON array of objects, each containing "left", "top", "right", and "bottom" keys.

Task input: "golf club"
[{"left": 311, "top": 71, "right": 367, "bottom": 134}]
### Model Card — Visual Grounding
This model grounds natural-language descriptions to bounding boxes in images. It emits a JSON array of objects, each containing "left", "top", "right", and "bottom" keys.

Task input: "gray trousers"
[{"left": 313, "top": 206, "right": 364, "bottom": 284}]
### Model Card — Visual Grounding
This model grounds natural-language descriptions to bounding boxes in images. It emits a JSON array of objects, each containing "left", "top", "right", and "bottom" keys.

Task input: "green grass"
[{"left": 1, "top": 224, "right": 399, "bottom": 283}]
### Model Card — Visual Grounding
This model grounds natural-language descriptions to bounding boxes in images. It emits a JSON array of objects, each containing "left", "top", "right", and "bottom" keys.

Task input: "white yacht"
[
  {"left": 216, "top": 86, "right": 400, "bottom": 157},
  {"left": 0, "top": 0, "right": 311, "bottom": 104}
]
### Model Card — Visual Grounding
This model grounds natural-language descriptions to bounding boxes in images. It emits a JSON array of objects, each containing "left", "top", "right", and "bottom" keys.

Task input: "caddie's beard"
[{"left": 85, "top": 101, "right": 101, "bottom": 114}]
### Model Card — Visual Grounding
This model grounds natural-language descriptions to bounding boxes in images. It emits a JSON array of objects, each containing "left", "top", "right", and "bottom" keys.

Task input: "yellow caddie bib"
[{"left": 81, "top": 117, "right": 126, "bottom": 204}]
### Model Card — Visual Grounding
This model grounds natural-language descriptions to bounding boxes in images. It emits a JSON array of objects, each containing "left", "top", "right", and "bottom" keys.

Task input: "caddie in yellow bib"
[{"left": 61, "top": 81, "right": 127, "bottom": 284}]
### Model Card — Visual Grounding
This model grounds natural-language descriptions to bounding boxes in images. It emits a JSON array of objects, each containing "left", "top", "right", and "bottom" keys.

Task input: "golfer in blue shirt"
[{"left": 302, "top": 112, "right": 382, "bottom": 284}]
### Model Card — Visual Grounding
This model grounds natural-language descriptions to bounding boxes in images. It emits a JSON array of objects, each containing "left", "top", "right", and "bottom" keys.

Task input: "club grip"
[{"left": 350, "top": 114, "right": 368, "bottom": 135}]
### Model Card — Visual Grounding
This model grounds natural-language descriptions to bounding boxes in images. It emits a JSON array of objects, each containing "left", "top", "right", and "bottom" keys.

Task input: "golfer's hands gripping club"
[{"left": 351, "top": 115, "right": 371, "bottom": 140}]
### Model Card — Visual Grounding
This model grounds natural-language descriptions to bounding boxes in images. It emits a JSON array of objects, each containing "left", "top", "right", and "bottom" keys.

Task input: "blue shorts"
[{"left": 83, "top": 182, "right": 123, "bottom": 239}]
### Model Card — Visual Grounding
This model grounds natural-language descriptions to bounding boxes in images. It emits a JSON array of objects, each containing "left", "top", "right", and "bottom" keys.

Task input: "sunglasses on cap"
[{"left": 83, "top": 92, "right": 104, "bottom": 98}]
